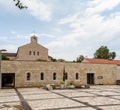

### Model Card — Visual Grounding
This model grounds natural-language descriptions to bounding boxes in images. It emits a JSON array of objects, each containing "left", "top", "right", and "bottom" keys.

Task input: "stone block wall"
[
  {"left": 16, "top": 43, "right": 48, "bottom": 61},
  {"left": 1, "top": 61, "right": 117, "bottom": 87}
]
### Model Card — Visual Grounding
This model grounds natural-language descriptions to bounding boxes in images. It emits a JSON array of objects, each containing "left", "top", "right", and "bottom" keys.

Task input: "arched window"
[
  {"left": 76, "top": 73, "right": 79, "bottom": 80},
  {"left": 37, "top": 52, "right": 39, "bottom": 55},
  {"left": 33, "top": 51, "right": 35, "bottom": 55},
  {"left": 65, "top": 72, "right": 68, "bottom": 80},
  {"left": 53, "top": 73, "right": 56, "bottom": 80},
  {"left": 40, "top": 72, "right": 44, "bottom": 80},
  {"left": 27, "top": 73, "right": 31, "bottom": 80},
  {"left": 29, "top": 51, "right": 31, "bottom": 55}
]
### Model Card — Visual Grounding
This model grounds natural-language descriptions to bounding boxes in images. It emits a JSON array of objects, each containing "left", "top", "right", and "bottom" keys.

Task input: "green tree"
[
  {"left": 94, "top": 46, "right": 116, "bottom": 59},
  {"left": 94, "top": 46, "right": 109, "bottom": 59},
  {"left": 2, "top": 55, "right": 10, "bottom": 60},
  {"left": 76, "top": 55, "right": 84, "bottom": 62},
  {"left": 109, "top": 52, "right": 116, "bottom": 60},
  {"left": 51, "top": 57, "right": 57, "bottom": 62},
  {"left": 57, "top": 59, "right": 65, "bottom": 62},
  {"left": 36, "top": 59, "right": 47, "bottom": 62}
]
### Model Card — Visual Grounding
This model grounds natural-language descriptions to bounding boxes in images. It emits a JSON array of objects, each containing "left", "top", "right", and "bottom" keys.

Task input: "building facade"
[
  {"left": 1, "top": 35, "right": 120, "bottom": 88},
  {"left": 3, "top": 36, "right": 50, "bottom": 61}
]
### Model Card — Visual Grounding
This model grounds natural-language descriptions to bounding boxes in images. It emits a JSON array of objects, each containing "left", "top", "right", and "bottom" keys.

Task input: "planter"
[
  {"left": 68, "top": 85, "right": 75, "bottom": 89},
  {"left": 61, "top": 84, "right": 65, "bottom": 89}
]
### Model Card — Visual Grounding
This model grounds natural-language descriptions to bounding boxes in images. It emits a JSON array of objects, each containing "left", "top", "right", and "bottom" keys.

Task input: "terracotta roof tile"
[{"left": 84, "top": 58, "right": 120, "bottom": 65}]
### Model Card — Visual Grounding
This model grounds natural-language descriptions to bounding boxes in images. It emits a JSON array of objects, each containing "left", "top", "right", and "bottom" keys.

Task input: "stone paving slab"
[
  {"left": 0, "top": 88, "right": 22, "bottom": 110},
  {"left": 23, "top": 93, "right": 63, "bottom": 101},
  {"left": 60, "top": 107, "right": 96, "bottom": 110},
  {"left": 28, "top": 98, "right": 85, "bottom": 110},
  {"left": 74, "top": 96, "right": 120, "bottom": 106},
  {"left": 98, "top": 105, "right": 120, "bottom": 110},
  {"left": 54, "top": 91, "right": 95, "bottom": 97},
  {"left": 0, "top": 86, "right": 120, "bottom": 110}
]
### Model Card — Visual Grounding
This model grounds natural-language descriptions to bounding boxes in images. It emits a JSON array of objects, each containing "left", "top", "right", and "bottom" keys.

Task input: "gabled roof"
[
  {"left": 83, "top": 58, "right": 120, "bottom": 65},
  {"left": 18, "top": 42, "right": 48, "bottom": 50}
]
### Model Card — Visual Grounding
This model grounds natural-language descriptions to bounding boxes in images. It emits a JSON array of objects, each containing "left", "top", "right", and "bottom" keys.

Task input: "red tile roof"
[{"left": 84, "top": 58, "right": 120, "bottom": 65}]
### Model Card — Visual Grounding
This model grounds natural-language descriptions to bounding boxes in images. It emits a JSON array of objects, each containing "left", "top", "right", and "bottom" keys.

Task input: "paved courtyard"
[{"left": 0, "top": 85, "right": 120, "bottom": 110}]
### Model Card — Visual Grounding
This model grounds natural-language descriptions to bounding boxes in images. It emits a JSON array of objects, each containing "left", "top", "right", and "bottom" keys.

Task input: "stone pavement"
[{"left": 0, "top": 86, "right": 120, "bottom": 110}]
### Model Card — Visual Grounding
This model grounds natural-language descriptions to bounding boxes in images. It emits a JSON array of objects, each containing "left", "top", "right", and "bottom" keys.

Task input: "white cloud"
[
  {"left": 59, "top": 14, "right": 79, "bottom": 25},
  {"left": 21, "top": 0, "right": 52, "bottom": 21},
  {"left": 0, "top": 0, "right": 52, "bottom": 21},
  {"left": 51, "top": 0, "right": 120, "bottom": 60},
  {"left": 1, "top": 0, "right": 120, "bottom": 60},
  {"left": 0, "top": 37, "right": 11, "bottom": 52},
  {"left": 86, "top": 0, "right": 120, "bottom": 15},
  {"left": 39, "top": 33, "right": 56, "bottom": 38},
  {"left": 60, "top": 1, "right": 120, "bottom": 34},
  {"left": 0, "top": 44, "right": 17, "bottom": 53},
  {"left": 9, "top": 0, "right": 120, "bottom": 60},
  {"left": 11, "top": 31, "right": 29, "bottom": 39}
]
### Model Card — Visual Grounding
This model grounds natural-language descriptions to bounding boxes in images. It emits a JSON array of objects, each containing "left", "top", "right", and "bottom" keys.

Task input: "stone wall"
[
  {"left": 1, "top": 61, "right": 117, "bottom": 87},
  {"left": 117, "top": 66, "right": 120, "bottom": 80},
  {"left": 16, "top": 43, "right": 48, "bottom": 61}
]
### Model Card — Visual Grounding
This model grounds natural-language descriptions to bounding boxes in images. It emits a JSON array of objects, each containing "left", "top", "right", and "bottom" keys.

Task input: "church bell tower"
[{"left": 31, "top": 35, "right": 38, "bottom": 43}]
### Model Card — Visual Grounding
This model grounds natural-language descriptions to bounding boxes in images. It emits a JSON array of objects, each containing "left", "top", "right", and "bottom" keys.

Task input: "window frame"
[
  {"left": 29, "top": 51, "right": 32, "bottom": 55},
  {"left": 37, "top": 51, "right": 39, "bottom": 55},
  {"left": 53, "top": 72, "right": 57, "bottom": 80},
  {"left": 40, "top": 72, "right": 44, "bottom": 80},
  {"left": 76, "top": 73, "right": 79, "bottom": 80},
  {"left": 65, "top": 72, "right": 68, "bottom": 80},
  {"left": 33, "top": 51, "right": 35, "bottom": 55},
  {"left": 26, "top": 72, "right": 31, "bottom": 81}
]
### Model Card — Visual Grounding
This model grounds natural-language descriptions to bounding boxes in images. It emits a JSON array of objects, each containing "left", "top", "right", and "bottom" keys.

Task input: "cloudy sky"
[{"left": 0, "top": 0, "right": 120, "bottom": 61}]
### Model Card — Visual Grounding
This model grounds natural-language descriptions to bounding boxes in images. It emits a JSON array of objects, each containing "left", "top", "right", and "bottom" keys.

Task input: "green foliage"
[
  {"left": 94, "top": 46, "right": 116, "bottom": 59},
  {"left": 109, "top": 52, "right": 116, "bottom": 60},
  {"left": 13, "top": 0, "right": 27, "bottom": 9},
  {"left": 57, "top": 59, "right": 65, "bottom": 62},
  {"left": 51, "top": 57, "right": 57, "bottom": 62},
  {"left": 94, "top": 46, "right": 109, "bottom": 59},
  {"left": 51, "top": 57, "right": 65, "bottom": 62},
  {"left": 36, "top": 59, "right": 47, "bottom": 62},
  {"left": 60, "top": 81, "right": 65, "bottom": 84},
  {"left": 2, "top": 55, "right": 10, "bottom": 60},
  {"left": 70, "top": 81, "right": 74, "bottom": 85},
  {"left": 76, "top": 55, "right": 84, "bottom": 62}
]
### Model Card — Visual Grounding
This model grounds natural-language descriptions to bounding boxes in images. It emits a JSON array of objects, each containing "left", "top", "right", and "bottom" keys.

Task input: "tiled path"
[{"left": 0, "top": 86, "right": 120, "bottom": 110}]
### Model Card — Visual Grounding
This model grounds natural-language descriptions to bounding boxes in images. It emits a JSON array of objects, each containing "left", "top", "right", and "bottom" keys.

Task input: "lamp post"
[{"left": 0, "top": 49, "right": 7, "bottom": 89}]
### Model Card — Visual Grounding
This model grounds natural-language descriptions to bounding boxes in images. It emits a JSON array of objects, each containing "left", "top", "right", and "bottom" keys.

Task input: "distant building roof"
[
  {"left": 2, "top": 53, "right": 17, "bottom": 57},
  {"left": 83, "top": 58, "right": 120, "bottom": 65}
]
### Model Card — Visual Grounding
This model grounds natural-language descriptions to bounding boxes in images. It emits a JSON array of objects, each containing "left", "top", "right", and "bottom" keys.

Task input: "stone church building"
[{"left": 1, "top": 35, "right": 120, "bottom": 88}]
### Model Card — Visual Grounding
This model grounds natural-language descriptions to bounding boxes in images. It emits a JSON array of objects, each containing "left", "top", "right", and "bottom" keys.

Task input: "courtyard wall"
[{"left": 1, "top": 61, "right": 117, "bottom": 87}]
